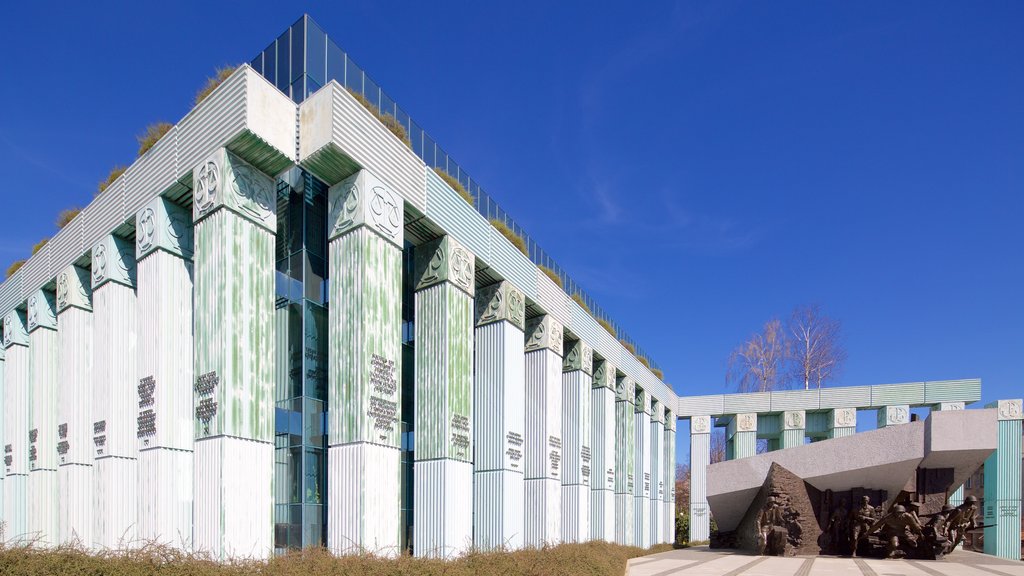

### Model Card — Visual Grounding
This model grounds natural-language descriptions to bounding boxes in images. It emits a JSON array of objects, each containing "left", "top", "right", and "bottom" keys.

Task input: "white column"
[
  {"left": 688, "top": 415, "right": 710, "bottom": 543},
  {"left": 523, "top": 315, "right": 563, "bottom": 547},
  {"left": 27, "top": 289, "right": 58, "bottom": 546},
  {"left": 0, "top": 339, "right": 4, "bottom": 528},
  {"left": 412, "top": 235, "right": 475, "bottom": 558},
  {"left": 91, "top": 234, "right": 138, "bottom": 550},
  {"left": 648, "top": 399, "right": 663, "bottom": 545},
  {"left": 561, "top": 339, "right": 592, "bottom": 543},
  {"left": 135, "top": 198, "right": 194, "bottom": 550},
  {"left": 192, "top": 149, "right": 277, "bottom": 559},
  {"left": 633, "top": 387, "right": 651, "bottom": 548},
  {"left": 728, "top": 413, "right": 757, "bottom": 459},
  {"left": 877, "top": 405, "right": 910, "bottom": 428},
  {"left": 56, "top": 265, "right": 93, "bottom": 547},
  {"left": 3, "top": 309, "right": 29, "bottom": 542},
  {"left": 472, "top": 281, "right": 526, "bottom": 551},
  {"left": 614, "top": 376, "right": 635, "bottom": 546},
  {"left": 828, "top": 408, "right": 856, "bottom": 439},
  {"left": 589, "top": 359, "right": 616, "bottom": 542},
  {"left": 780, "top": 410, "right": 805, "bottom": 449},
  {"left": 326, "top": 170, "right": 405, "bottom": 557},
  {"left": 662, "top": 410, "right": 676, "bottom": 545}
]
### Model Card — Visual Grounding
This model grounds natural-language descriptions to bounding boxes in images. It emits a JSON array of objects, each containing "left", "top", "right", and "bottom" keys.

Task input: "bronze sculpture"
[{"left": 848, "top": 496, "right": 875, "bottom": 557}]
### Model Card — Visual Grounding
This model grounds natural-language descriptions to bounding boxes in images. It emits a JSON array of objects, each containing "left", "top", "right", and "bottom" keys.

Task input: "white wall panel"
[
  {"left": 561, "top": 369, "right": 590, "bottom": 542},
  {"left": 633, "top": 408, "right": 651, "bottom": 548},
  {"left": 3, "top": 475, "right": 27, "bottom": 543},
  {"left": 615, "top": 493, "right": 634, "bottom": 546},
  {"left": 689, "top": 429, "right": 710, "bottom": 542},
  {"left": 28, "top": 324, "right": 58, "bottom": 546},
  {"left": 591, "top": 488, "right": 615, "bottom": 542},
  {"left": 525, "top": 348, "right": 562, "bottom": 482},
  {"left": 3, "top": 344, "right": 28, "bottom": 542},
  {"left": 57, "top": 307, "right": 92, "bottom": 466},
  {"left": 92, "top": 282, "right": 138, "bottom": 460},
  {"left": 94, "top": 456, "right": 138, "bottom": 549},
  {"left": 648, "top": 420, "right": 663, "bottom": 546},
  {"left": 27, "top": 470, "right": 57, "bottom": 547},
  {"left": 327, "top": 443, "right": 401, "bottom": 557},
  {"left": 590, "top": 386, "right": 615, "bottom": 493},
  {"left": 138, "top": 448, "right": 192, "bottom": 550},
  {"left": 412, "top": 458, "right": 472, "bottom": 558},
  {"left": 0, "top": 350, "right": 4, "bottom": 527},
  {"left": 536, "top": 274, "right": 569, "bottom": 327},
  {"left": 473, "top": 470, "right": 524, "bottom": 550},
  {"left": 524, "top": 478, "right": 560, "bottom": 547},
  {"left": 561, "top": 484, "right": 589, "bottom": 543},
  {"left": 58, "top": 464, "right": 92, "bottom": 547},
  {"left": 425, "top": 168, "right": 490, "bottom": 266}
]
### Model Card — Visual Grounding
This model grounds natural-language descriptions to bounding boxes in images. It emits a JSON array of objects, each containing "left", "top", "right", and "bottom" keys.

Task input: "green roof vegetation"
[
  {"left": 433, "top": 167, "right": 474, "bottom": 206},
  {"left": 347, "top": 88, "right": 412, "bottom": 147},
  {"left": 194, "top": 65, "right": 240, "bottom": 107},
  {"left": 539, "top": 265, "right": 562, "bottom": 288},
  {"left": 137, "top": 122, "right": 172, "bottom": 157},
  {"left": 490, "top": 219, "right": 528, "bottom": 256}
]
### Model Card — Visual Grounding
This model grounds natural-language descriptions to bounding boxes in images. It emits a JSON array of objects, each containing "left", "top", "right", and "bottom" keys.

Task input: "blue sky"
[{"left": 1, "top": 2, "right": 1021, "bottom": 463}]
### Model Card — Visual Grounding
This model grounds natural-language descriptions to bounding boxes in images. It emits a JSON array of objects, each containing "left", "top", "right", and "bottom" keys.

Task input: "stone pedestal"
[
  {"left": 727, "top": 413, "right": 758, "bottom": 459},
  {"left": 877, "top": 405, "right": 910, "bottom": 428},
  {"left": 828, "top": 408, "right": 856, "bottom": 439},
  {"left": 780, "top": 410, "right": 805, "bottom": 449},
  {"left": 523, "top": 316, "right": 563, "bottom": 547}
]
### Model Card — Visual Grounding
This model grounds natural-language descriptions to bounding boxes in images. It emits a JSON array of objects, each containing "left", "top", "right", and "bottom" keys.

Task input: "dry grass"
[
  {"left": 195, "top": 65, "right": 240, "bottom": 106},
  {"left": 56, "top": 207, "right": 81, "bottom": 229},
  {"left": 5, "top": 259, "right": 25, "bottom": 279},
  {"left": 598, "top": 318, "right": 617, "bottom": 338},
  {"left": 539, "top": 265, "right": 562, "bottom": 288},
  {"left": 98, "top": 165, "right": 127, "bottom": 196},
  {"left": 0, "top": 540, "right": 674, "bottom": 576},
  {"left": 571, "top": 293, "right": 591, "bottom": 314},
  {"left": 490, "top": 219, "right": 528, "bottom": 256},
  {"left": 347, "top": 88, "right": 412, "bottom": 147},
  {"left": 137, "top": 122, "right": 173, "bottom": 157},
  {"left": 637, "top": 356, "right": 651, "bottom": 369},
  {"left": 619, "top": 339, "right": 636, "bottom": 355},
  {"left": 433, "top": 167, "right": 474, "bottom": 206},
  {"left": 652, "top": 367, "right": 664, "bottom": 380},
  {"left": 31, "top": 239, "right": 48, "bottom": 255}
]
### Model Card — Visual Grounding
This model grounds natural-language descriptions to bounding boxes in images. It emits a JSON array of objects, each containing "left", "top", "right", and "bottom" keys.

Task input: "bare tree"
[
  {"left": 675, "top": 463, "right": 690, "bottom": 516},
  {"left": 787, "top": 304, "right": 846, "bottom": 390},
  {"left": 727, "top": 318, "right": 790, "bottom": 393},
  {"left": 710, "top": 429, "right": 727, "bottom": 463}
]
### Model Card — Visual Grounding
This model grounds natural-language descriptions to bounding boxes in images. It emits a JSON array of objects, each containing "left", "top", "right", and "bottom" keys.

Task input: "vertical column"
[
  {"left": 56, "top": 265, "right": 93, "bottom": 547},
  {"left": 27, "top": 290, "right": 58, "bottom": 546},
  {"left": 472, "top": 281, "right": 526, "bottom": 551},
  {"left": 0, "top": 340, "right": 4, "bottom": 527},
  {"left": 727, "top": 413, "right": 757, "bottom": 459},
  {"left": 589, "top": 359, "right": 616, "bottom": 542},
  {"left": 648, "top": 399, "right": 663, "bottom": 546},
  {"left": 326, "top": 170, "right": 404, "bottom": 556},
  {"left": 135, "top": 198, "right": 194, "bottom": 549},
  {"left": 523, "top": 316, "right": 563, "bottom": 547},
  {"left": 932, "top": 403, "right": 965, "bottom": 506},
  {"left": 983, "top": 399, "right": 1022, "bottom": 560},
  {"left": 3, "top": 310, "right": 28, "bottom": 542},
  {"left": 91, "top": 234, "right": 138, "bottom": 550},
  {"left": 633, "top": 387, "right": 651, "bottom": 548},
  {"left": 780, "top": 410, "right": 805, "bottom": 449},
  {"left": 561, "top": 339, "right": 592, "bottom": 543},
  {"left": 828, "top": 408, "right": 856, "bottom": 439},
  {"left": 614, "top": 376, "right": 635, "bottom": 546},
  {"left": 688, "top": 415, "right": 711, "bottom": 543},
  {"left": 192, "top": 149, "right": 277, "bottom": 559},
  {"left": 877, "top": 405, "right": 910, "bottom": 428},
  {"left": 662, "top": 410, "right": 676, "bottom": 545},
  {"left": 412, "top": 235, "right": 475, "bottom": 558}
]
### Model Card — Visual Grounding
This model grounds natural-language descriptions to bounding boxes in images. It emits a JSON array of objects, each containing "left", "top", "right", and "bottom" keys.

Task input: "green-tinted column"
[
  {"left": 614, "top": 376, "right": 635, "bottom": 545},
  {"left": 780, "top": 410, "right": 805, "bottom": 450},
  {"left": 561, "top": 339, "right": 593, "bottom": 543},
  {"left": 192, "top": 148, "right": 277, "bottom": 559},
  {"left": 648, "top": 398, "right": 663, "bottom": 545},
  {"left": 828, "top": 408, "right": 856, "bottom": 439},
  {"left": 633, "top": 387, "right": 651, "bottom": 547},
  {"left": 325, "top": 169, "right": 404, "bottom": 556},
  {"left": 412, "top": 235, "right": 475, "bottom": 558},
  {"left": 983, "top": 399, "right": 1022, "bottom": 560},
  {"left": 590, "top": 359, "right": 616, "bottom": 542},
  {"left": 27, "top": 289, "right": 58, "bottom": 546},
  {"left": 729, "top": 413, "right": 758, "bottom": 459},
  {"left": 877, "top": 405, "right": 910, "bottom": 428},
  {"left": 3, "top": 309, "right": 29, "bottom": 541}
]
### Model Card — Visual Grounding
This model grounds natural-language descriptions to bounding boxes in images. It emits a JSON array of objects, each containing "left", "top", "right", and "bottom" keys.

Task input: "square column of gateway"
[
  {"left": 0, "top": 344, "right": 3, "bottom": 525},
  {"left": 412, "top": 235, "right": 475, "bottom": 558},
  {"left": 647, "top": 398, "right": 663, "bottom": 546},
  {"left": 325, "top": 169, "right": 404, "bottom": 557},
  {"left": 633, "top": 387, "right": 652, "bottom": 548},
  {"left": 614, "top": 375, "right": 635, "bottom": 546},
  {"left": 780, "top": 410, "right": 805, "bottom": 449},
  {"left": 877, "top": 405, "right": 910, "bottom": 428},
  {"left": 3, "top": 309, "right": 29, "bottom": 542},
  {"left": 472, "top": 281, "right": 526, "bottom": 551},
  {"left": 191, "top": 149, "right": 277, "bottom": 559},
  {"left": 828, "top": 408, "right": 856, "bottom": 439},
  {"left": 27, "top": 288, "right": 58, "bottom": 546},
  {"left": 983, "top": 399, "right": 1022, "bottom": 560},
  {"left": 726, "top": 413, "right": 757, "bottom": 459},
  {"left": 662, "top": 410, "right": 676, "bottom": 545},
  {"left": 55, "top": 265, "right": 93, "bottom": 547},
  {"left": 91, "top": 234, "right": 139, "bottom": 550},
  {"left": 688, "top": 415, "right": 711, "bottom": 543},
  {"left": 590, "top": 359, "right": 616, "bottom": 542},
  {"left": 523, "top": 315, "right": 564, "bottom": 547},
  {"left": 561, "top": 339, "right": 593, "bottom": 543},
  {"left": 135, "top": 198, "right": 194, "bottom": 549}
]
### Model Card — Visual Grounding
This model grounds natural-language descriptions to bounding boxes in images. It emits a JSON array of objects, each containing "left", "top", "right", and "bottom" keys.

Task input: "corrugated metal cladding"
[
  {"left": 0, "top": 271, "right": 21, "bottom": 313},
  {"left": 924, "top": 378, "right": 982, "bottom": 403},
  {"left": 193, "top": 211, "right": 275, "bottom": 442},
  {"left": 633, "top": 496, "right": 651, "bottom": 549},
  {"left": 819, "top": 385, "right": 871, "bottom": 409},
  {"left": 536, "top": 273, "right": 570, "bottom": 327},
  {"left": 633, "top": 411, "right": 651, "bottom": 499},
  {"left": 57, "top": 307, "right": 92, "bottom": 466},
  {"left": 614, "top": 398, "right": 635, "bottom": 496},
  {"left": 769, "top": 389, "right": 820, "bottom": 411},
  {"left": 524, "top": 349, "right": 562, "bottom": 482},
  {"left": 676, "top": 394, "right": 724, "bottom": 417},
  {"left": 49, "top": 221, "right": 84, "bottom": 278},
  {"left": 58, "top": 464, "right": 92, "bottom": 546},
  {"left": 569, "top": 303, "right": 602, "bottom": 354},
  {"left": 21, "top": 245, "right": 51, "bottom": 293},
  {"left": 561, "top": 370, "right": 591, "bottom": 488},
  {"left": 28, "top": 470, "right": 58, "bottom": 547},
  {"left": 614, "top": 493, "right": 635, "bottom": 546},
  {"left": 758, "top": 413, "right": 782, "bottom": 435},
  {"left": 722, "top": 392, "right": 770, "bottom": 415},
  {"left": 328, "top": 443, "right": 401, "bottom": 557},
  {"left": 982, "top": 418, "right": 1022, "bottom": 560},
  {"left": 473, "top": 469, "right": 525, "bottom": 550},
  {"left": 805, "top": 411, "right": 830, "bottom": 436},
  {"left": 473, "top": 321, "right": 525, "bottom": 473},
  {"left": 561, "top": 484, "right": 589, "bottom": 543},
  {"left": 136, "top": 252, "right": 194, "bottom": 452},
  {"left": 689, "top": 431, "right": 710, "bottom": 542},
  {"left": 781, "top": 429, "right": 804, "bottom": 449},
  {"left": 5, "top": 346, "right": 30, "bottom": 477},
  {"left": 29, "top": 328, "right": 58, "bottom": 472},
  {"left": 4, "top": 475, "right": 27, "bottom": 543},
  {"left": 193, "top": 437, "right": 273, "bottom": 560},
  {"left": 871, "top": 382, "right": 925, "bottom": 406},
  {"left": 413, "top": 459, "right": 473, "bottom": 558},
  {"left": 829, "top": 427, "right": 856, "bottom": 439},
  {"left": 92, "top": 283, "right": 138, "bottom": 460},
  {"left": 138, "top": 448, "right": 192, "bottom": 549},
  {"left": 94, "top": 456, "right": 138, "bottom": 549},
  {"left": 524, "top": 478, "right": 561, "bottom": 546},
  {"left": 125, "top": 130, "right": 178, "bottom": 219},
  {"left": 82, "top": 178, "right": 126, "bottom": 252},
  {"left": 590, "top": 387, "right": 615, "bottom": 492},
  {"left": 648, "top": 420, "right": 663, "bottom": 544},
  {"left": 733, "top": 429, "right": 758, "bottom": 459},
  {"left": 176, "top": 72, "right": 247, "bottom": 176},
  {"left": 425, "top": 169, "right": 490, "bottom": 269},
  {"left": 662, "top": 426, "right": 675, "bottom": 544},
  {"left": 590, "top": 488, "right": 615, "bottom": 542},
  {"left": 487, "top": 228, "right": 536, "bottom": 302}
]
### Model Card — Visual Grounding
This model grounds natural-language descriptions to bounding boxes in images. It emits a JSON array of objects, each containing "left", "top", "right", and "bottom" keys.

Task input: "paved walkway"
[{"left": 626, "top": 547, "right": 1024, "bottom": 576}]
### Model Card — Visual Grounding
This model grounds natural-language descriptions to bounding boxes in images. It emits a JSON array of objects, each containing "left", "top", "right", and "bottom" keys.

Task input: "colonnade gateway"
[{"left": 0, "top": 16, "right": 678, "bottom": 557}]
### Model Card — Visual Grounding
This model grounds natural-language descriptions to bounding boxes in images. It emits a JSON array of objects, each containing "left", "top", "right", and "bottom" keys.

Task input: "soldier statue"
[
  {"left": 868, "top": 504, "right": 923, "bottom": 559},
  {"left": 826, "top": 498, "right": 849, "bottom": 555},
  {"left": 848, "top": 496, "right": 875, "bottom": 557},
  {"left": 758, "top": 496, "right": 790, "bottom": 556},
  {"left": 946, "top": 495, "right": 979, "bottom": 551}
]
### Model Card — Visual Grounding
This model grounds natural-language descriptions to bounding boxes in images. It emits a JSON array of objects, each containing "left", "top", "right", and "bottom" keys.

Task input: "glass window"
[
  {"left": 276, "top": 30, "right": 290, "bottom": 93},
  {"left": 306, "top": 18, "right": 326, "bottom": 84},
  {"left": 291, "top": 18, "right": 305, "bottom": 83},
  {"left": 364, "top": 76, "right": 381, "bottom": 108},
  {"left": 249, "top": 52, "right": 263, "bottom": 75},
  {"left": 326, "top": 41, "right": 345, "bottom": 86},
  {"left": 263, "top": 45, "right": 276, "bottom": 87}
]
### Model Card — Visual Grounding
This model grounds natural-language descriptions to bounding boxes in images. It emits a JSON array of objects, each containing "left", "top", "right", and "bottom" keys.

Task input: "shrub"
[
  {"left": 31, "top": 239, "right": 48, "bottom": 255},
  {"left": 137, "top": 122, "right": 172, "bottom": 157},
  {"left": 598, "top": 318, "right": 617, "bottom": 338},
  {"left": 619, "top": 339, "right": 636, "bottom": 354},
  {"left": 433, "top": 167, "right": 474, "bottom": 206},
  {"left": 347, "top": 88, "right": 412, "bottom": 147},
  {"left": 571, "top": 293, "right": 591, "bottom": 314},
  {"left": 97, "top": 166, "right": 127, "bottom": 196},
  {"left": 652, "top": 367, "right": 664, "bottom": 380},
  {"left": 539, "top": 265, "right": 562, "bottom": 288},
  {"left": 5, "top": 260, "right": 25, "bottom": 279},
  {"left": 194, "top": 65, "right": 239, "bottom": 106},
  {"left": 490, "top": 219, "right": 528, "bottom": 256},
  {"left": 56, "top": 208, "right": 81, "bottom": 229}
]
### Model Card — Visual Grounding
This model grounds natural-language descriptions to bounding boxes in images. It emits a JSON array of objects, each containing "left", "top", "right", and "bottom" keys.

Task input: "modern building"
[{"left": 0, "top": 15, "right": 677, "bottom": 558}]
